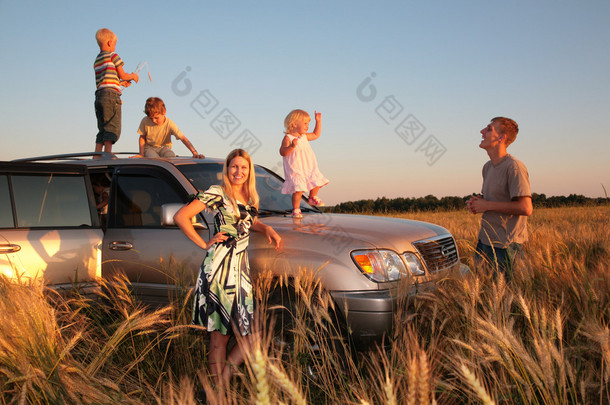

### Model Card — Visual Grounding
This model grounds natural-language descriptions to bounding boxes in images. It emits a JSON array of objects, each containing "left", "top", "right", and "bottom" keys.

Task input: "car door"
[
  {"left": 0, "top": 162, "right": 103, "bottom": 289},
  {"left": 102, "top": 165, "right": 210, "bottom": 304}
]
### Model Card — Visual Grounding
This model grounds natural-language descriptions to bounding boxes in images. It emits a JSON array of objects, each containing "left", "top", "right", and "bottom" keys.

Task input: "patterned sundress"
[{"left": 191, "top": 185, "right": 258, "bottom": 336}]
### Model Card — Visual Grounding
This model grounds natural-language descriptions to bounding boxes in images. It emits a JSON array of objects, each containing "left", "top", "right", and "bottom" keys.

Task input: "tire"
[{"left": 263, "top": 282, "right": 356, "bottom": 381}]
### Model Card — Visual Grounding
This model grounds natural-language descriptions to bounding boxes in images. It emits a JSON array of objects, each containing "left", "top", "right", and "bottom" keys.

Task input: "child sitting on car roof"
[{"left": 133, "top": 97, "right": 204, "bottom": 159}]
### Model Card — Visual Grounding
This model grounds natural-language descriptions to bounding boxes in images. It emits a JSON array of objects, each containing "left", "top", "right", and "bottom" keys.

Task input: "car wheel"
[{"left": 263, "top": 282, "right": 355, "bottom": 381}]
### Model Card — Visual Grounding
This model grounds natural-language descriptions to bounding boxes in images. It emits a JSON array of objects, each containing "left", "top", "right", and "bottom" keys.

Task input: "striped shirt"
[{"left": 94, "top": 52, "right": 124, "bottom": 93}]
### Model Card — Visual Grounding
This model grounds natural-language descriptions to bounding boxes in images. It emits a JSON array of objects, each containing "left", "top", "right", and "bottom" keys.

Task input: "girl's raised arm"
[{"left": 306, "top": 111, "right": 321, "bottom": 141}]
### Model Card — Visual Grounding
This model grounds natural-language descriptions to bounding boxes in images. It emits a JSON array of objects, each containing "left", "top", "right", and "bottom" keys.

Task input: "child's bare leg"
[
  {"left": 94, "top": 143, "right": 104, "bottom": 159},
  {"left": 103, "top": 140, "right": 113, "bottom": 153},
  {"left": 292, "top": 191, "right": 303, "bottom": 211},
  {"left": 309, "top": 186, "right": 321, "bottom": 199},
  {"left": 208, "top": 331, "right": 230, "bottom": 386}
]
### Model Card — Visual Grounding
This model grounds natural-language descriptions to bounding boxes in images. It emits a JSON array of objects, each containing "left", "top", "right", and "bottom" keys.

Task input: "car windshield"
[{"left": 176, "top": 162, "right": 315, "bottom": 215}]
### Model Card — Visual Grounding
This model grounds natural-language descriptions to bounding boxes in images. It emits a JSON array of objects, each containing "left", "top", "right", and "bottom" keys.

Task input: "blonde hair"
[
  {"left": 95, "top": 28, "right": 116, "bottom": 47},
  {"left": 491, "top": 116, "right": 519, "bottom": 146},
  {"left": 221, "top": 149, "right": 259, "bottom": 211},
  {"left": 284, "top": 109, "right": 310, "bottom": 134}
]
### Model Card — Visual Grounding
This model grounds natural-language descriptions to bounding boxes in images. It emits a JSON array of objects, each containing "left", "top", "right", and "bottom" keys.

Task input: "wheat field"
[{"left": 1, "top": 205, "right": 608, "bottom": 404}]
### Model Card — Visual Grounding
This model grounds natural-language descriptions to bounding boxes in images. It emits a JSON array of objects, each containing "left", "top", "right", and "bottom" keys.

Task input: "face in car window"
[{"left": 113, "top": 173, "right": 184, "bottom": 228}]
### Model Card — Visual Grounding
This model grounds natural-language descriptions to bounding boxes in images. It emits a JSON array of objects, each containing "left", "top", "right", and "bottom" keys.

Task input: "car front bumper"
[
  {"left": 332, "top": 289, "right": 395, "bottom": 347},
  {"left": 331, "top": 263, "right": 470, "bottom": 347},
  {"left": 330, "top": 285, "right": 417, "bottom": 348}
]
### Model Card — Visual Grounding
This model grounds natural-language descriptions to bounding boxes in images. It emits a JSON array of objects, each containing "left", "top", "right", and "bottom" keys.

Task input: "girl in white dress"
[{"left": 279, "top": 109, "right": 329, "bottom": 218}]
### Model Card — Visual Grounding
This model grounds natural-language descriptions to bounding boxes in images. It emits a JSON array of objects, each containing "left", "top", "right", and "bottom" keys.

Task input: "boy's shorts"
[
  {"left": 143, "top": 145, "right": 176, "bottom": 158},
  {"left": 95, "top": 89, "right": 122, "bottom": 144}
]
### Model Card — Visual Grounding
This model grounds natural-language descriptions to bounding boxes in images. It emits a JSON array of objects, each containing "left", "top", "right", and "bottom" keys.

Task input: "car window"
[
  {"left": 112, "top": 172, "right": 185, "bottom": 228},
  {"left": 176, "top": 162, "right": 310, "bottom": 213},
  {"left": 255, "top": 168, "right": 294, "bottom": 212},
  {"left": 0, "top": 175, "right": 14, "bottom": 227},
  {"left": 177, "top": 162, "right": 224, "bottom": 191},
  {"left": 11, "top": 174, "right": 92, "bottom": 228}
]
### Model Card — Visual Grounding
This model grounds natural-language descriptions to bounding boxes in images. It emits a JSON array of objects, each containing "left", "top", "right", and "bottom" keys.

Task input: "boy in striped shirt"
[{"left": 94, "top": 28, "right": 139, "bottom": 154}]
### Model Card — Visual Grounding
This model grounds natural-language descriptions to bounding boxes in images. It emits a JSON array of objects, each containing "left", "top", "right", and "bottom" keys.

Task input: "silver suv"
[{"left": 1, "top": 153, "right": 468, "bottom": 347}]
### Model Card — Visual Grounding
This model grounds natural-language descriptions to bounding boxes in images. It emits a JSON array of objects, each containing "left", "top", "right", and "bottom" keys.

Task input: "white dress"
[{"left": 281, "top": 134, "right": 329, "bottom": 194}]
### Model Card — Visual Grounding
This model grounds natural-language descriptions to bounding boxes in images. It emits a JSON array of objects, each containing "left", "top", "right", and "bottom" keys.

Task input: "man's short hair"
[
  {"left": 144, "top": 97, "right": 166, "bottom": 117},
  {"left": 491, "top": 117, "right": 519, "bottom": 145}
]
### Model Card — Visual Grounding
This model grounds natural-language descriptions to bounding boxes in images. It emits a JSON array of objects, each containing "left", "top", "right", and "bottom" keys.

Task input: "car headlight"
[
  {"left": 351, "top": 249, "right": 407, "bottom": 282},
  {"left": 402, "top": 252, "right": 426, "bottom": 276}
]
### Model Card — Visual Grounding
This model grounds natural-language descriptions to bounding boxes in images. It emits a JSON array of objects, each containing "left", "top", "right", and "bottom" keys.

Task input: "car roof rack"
[{"left": 12, "top": 152, "right": 138, "bottom": 162}]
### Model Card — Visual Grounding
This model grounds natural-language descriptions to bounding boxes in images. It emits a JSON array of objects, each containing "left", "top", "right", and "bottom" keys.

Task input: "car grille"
[{"left": 412, "top": 235, "right": 459, "bottom": 273}]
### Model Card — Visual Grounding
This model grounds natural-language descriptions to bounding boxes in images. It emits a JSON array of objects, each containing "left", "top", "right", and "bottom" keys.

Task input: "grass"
[{"left": 1, "top": 205, "right": 608, "bottom": 404}]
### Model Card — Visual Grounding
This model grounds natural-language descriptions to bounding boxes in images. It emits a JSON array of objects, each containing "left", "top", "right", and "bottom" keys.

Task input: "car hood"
[
  {"left": 257, "top": 212, "right": 449, "bottom": 252},
  {"left": 249, "top": 212, "right": 452, "bottom": 291}
]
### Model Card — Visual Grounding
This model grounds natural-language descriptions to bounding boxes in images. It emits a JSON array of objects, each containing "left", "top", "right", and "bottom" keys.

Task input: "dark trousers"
[{"left": 475, "top": 241, "right": 523, "bottom": 280}]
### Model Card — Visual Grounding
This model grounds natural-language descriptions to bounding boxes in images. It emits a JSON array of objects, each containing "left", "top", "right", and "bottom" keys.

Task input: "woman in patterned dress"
[{"left": 174, "top": 149, "right": 282, "bottom": 387}]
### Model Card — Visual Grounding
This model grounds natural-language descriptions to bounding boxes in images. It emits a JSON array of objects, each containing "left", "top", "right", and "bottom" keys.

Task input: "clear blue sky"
[{"left": 1, "top": 0, "right": 608, "bottom": 205}]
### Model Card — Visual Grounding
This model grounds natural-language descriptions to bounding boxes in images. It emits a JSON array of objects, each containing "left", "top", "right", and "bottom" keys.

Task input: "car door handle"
[
  {"left": 109, "top": 241, "right": 134, "bottom": 251},
  {"left": 0, "top": 244, "right": 21, "bottom": 253}
]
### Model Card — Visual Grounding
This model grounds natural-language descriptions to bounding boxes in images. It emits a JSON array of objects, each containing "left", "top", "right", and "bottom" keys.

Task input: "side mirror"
[{"left": 161, "top": 203, "right": 208, "bottom": 230}]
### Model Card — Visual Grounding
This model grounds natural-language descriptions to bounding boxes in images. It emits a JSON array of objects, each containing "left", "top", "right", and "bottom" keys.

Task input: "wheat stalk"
[
  {"left": 406, "top": 357, "right": 417, "bottom": 405},
  {"left": 252, "top": 347, "right": 270, "bottom": 405},
  {"left": 384, "top": 371, "right": 397, "bottom": 405},
  {"left": 418, "top": 353, "right": 430, "bottom": 405},
  {"left": 460, "top": 363, "right": 496, "bottom": 405},
  {"left": 268, "top": 362, "right": 306, "bottom": 405}
]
